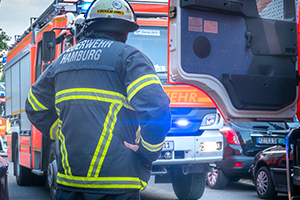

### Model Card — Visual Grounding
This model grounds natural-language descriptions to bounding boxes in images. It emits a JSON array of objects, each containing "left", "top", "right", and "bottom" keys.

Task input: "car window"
[{"left": 232, "top": 122, "right": 288, "bottom": 130}]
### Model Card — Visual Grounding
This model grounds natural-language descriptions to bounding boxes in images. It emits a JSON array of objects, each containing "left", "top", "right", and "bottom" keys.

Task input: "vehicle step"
[{"left": 31, "top": 169, "right": 44, "bottom": 176}]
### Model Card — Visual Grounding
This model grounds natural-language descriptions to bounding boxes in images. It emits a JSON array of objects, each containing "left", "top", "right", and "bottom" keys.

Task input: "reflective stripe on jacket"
[{"left": 25, "top": 35, "right": 171, "bottom": 193}]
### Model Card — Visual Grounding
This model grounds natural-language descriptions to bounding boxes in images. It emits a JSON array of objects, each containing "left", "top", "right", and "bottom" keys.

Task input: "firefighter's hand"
[{"left": 124, "top": 141, "right": 139, "bottom": 152}]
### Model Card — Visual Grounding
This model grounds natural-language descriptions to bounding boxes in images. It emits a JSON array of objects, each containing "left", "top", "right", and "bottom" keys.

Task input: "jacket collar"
[{"left": 84, "top": 31, "right": 127, "bottom": 43}]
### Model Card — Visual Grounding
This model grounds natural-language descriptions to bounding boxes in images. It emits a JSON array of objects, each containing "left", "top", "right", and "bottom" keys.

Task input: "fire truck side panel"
[
  {"left": 11, "top": 62, "right": 20, "bottom": 115},
  {"left": 15, "top": 53, "right": 31, "bottom": 168},
  {"left": 31, "top": 127, "right": 42, "bottom": 169},
  {"left": 5, "top": 68, "right": 11, "bottom": 161},
  {"left": 19, "top": 53, "right": 32, "bottom": 169},
  {"left": 20, "top": 53, "right": 32, "bottom": 131},
  {"left": 5, "top": 68, "right": 11, "bottom": 116},
  {"left": 19, "top": 136, "right": 31, "bottom": 168},
  {"left": 4, "top": 45, "right": 31, "bottom": 164}
]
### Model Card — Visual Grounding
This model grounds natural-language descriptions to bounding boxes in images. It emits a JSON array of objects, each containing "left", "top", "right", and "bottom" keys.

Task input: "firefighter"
[{"left": 25, "top": 0, "right": 171, "bottom": 199}]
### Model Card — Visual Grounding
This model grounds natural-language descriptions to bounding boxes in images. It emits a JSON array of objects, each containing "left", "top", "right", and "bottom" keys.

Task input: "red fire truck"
[{"left": 5, "top": 0, "right": 224, "bottom": 199}]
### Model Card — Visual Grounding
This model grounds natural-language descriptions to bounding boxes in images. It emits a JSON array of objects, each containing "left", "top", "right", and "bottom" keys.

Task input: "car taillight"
[
  {"left": 233, "top": 162, "right": 243, "bottom": 168},
  {"left": 221, "top": 129, "right": 240, "bottom": 145}
]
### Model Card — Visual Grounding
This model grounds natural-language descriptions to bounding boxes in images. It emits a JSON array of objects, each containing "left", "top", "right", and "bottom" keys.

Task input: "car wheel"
[
  {"left": 14, "top": 142, "right": 33, "bottom": 186},
  {"left": 255, "top": 166, "right": 278, "bottom": 199},
  {"left": 207, "top": 168, "right": 228, "bottom": 189},
  {"left": 171, "top": 169, "right": 206, "bottom": 200},
  {"left": 47, "top": 142, "right": 58, "bottom": 200}
]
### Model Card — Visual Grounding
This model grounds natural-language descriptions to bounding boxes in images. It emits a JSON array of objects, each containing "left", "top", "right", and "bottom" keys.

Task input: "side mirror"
[
  {"left": 278, "top": 138, "right": 286, "bottom": 146},
  {"left": 55, "top": 33, "right": 66, "bottom": 45},
  {"left": 42, "top": 31, "right": 56, "bottom": 63}
]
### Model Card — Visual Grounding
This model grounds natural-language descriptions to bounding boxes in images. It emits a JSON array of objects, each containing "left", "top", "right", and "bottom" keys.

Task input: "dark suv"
[
  {"left": 251, "top": 118, "right": 300, "bottom": 199},
  {"left": 207, "top": 120, "right": 291, "bottom": 189},
  {"left": 251, "top": 141, "right": 288, "bottom": 199}
]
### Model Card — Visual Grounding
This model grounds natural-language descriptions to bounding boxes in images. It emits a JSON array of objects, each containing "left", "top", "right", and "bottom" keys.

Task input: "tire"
[
  {"left": 207, "top": 168, "right": 228, "bottom": 189},
  {"left": 14, "top": 142, "right": 33, "bottom": 186},
  {"left": 47, "top": 142, "right": 58, "bottom": 200},
  {"left": 255, "top": 166, "right": 278, "bottom": 199},
  {"left": 171, "top": 169, "right": 206, "bottom": 200}
]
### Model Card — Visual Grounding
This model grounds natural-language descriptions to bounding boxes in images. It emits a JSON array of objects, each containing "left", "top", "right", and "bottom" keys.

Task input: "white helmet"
[{"left": 85, "top": 0, "right": 139, "bottom": 33}]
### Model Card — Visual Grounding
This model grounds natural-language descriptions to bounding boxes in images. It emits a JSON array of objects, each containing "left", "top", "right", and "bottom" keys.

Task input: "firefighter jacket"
[{"left": 25, "top": 33, "right": 171, "bottom": 193}]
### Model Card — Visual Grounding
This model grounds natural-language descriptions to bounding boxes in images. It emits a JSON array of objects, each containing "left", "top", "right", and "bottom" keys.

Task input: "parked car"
[
  {"left": 251, "top": 117, "right": 300, "bottom": 199},
  {"left": 251, "top": 138, "right": 288, "bottom": 199},
  {"left": 0, "top": 156, "right": 9, "bottom": 200},
  {"left": 207, "top": 120, "right": 292, "bottom": 189}
]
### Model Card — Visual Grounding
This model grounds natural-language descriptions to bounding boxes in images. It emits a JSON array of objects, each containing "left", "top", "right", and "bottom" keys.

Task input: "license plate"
[
  {"left": 163, "top": 141, "right": 174, "bottom": 151},
  {"left": 256, "top": 137, "right": 278, "bottom": 144}
]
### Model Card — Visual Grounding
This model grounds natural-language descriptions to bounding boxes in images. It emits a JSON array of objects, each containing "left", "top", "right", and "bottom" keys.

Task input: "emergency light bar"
[
  {"left": 2, "top": 54, "right": 6, "bottom": 64},
  {"left": 175, "top": 118, "right": 190, "bottom": 127},
  {"left": 81, "top": 2, "right": 92, "bottom": 12}
]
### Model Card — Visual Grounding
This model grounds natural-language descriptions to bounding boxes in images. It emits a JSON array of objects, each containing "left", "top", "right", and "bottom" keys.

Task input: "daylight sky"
[{"left": 0, "top": 0, "right": 54, "bottom": 45}]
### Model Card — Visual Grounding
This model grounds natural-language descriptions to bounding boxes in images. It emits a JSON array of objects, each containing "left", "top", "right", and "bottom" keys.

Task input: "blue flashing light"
[
  {"left": 0, "top": 93, "right": 4, "bottom": 97},
  {"left": 175, "top": 118, "right": 190, "bottom": 127},
  {"left": 81, "top": 2, "right": 92, "bottom": 13},
  {"left": 2, "top": 54, "right": 7, "bottom": 64}
]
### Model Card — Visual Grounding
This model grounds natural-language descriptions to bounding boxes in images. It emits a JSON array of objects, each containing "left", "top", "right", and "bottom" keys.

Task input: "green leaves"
[
  {"left": 0, "top": 28, "right": 10, "bottom": 51},
  {"left": 0, "top": 28, "right": 11, "bottom": 80}
]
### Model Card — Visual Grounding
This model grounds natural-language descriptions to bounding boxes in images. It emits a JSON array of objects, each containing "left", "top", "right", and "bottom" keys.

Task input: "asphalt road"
[{"left": 3, "top": 156, "right": 289, "bottom": 200}]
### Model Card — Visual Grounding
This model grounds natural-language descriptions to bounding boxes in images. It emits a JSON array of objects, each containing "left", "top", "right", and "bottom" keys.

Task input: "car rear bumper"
[{"left": 221, "top": 155, "right": 254, "bottom": 179}]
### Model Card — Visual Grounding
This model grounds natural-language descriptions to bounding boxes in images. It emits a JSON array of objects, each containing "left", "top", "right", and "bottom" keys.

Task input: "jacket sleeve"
[
  {"left": 25, "top": 66, "right": 60, "bottom": 140},
  {"left": 122, "top": 46, "right": 172, "bottom": 163}
]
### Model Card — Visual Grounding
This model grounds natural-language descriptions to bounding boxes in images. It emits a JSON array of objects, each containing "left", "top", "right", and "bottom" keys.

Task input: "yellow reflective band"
[
  {"left": 49, "top": 118, "right": 61, "bottom": 140},
  {"left": 141, "top": 136, "right": 165, "bottom": 152},
  {"left": 135, "top": 126, "right": 141, "bottom": 144},
  {"left": 88, "top": 103, "right": 122, "bottom": 177},
  {"left": 95, "top": 104, "right": 122, "bottom": 177},
  {"left": 55, "top": 106, "right": 61, "bottom": 116},
  {"left": 127, "top": 74, "right": 161, "bottom": 102},
  {"left": 28, "top": 88, "right": 49, "bottom": 111},
  {"left": 59, "top": 130, "right": 72, "bottom": 176},
  {"left": 55, "top": 88, "right": 132, "bottom": 110},
  {"left": 57, "top": 173, "right": 148, "bottom": 190}
]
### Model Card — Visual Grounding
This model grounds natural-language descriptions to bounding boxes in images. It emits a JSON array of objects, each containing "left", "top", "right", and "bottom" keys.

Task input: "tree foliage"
[{"left": 0, "top": 28, "right": 11, "bottom": 81}]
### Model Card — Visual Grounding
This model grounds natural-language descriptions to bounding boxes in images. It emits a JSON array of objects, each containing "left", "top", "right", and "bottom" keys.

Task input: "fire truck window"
[
  {"left": 256, "top": 0, "right": 297, "bottom": 20},
  {"left": 35, "top": 41, "right": 42, "bottom": 81},
  {"left": 127, "top": 26, "right": 167, "bottom": 73}
]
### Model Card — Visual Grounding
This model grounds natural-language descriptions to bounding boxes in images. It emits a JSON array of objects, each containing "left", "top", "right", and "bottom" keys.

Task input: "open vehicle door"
[
  {"left": 168, "top": 0, "right": 300, "bottom": 199},
  {"left": 168, "top": 0, "right": 298, "bottom": 122}
]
